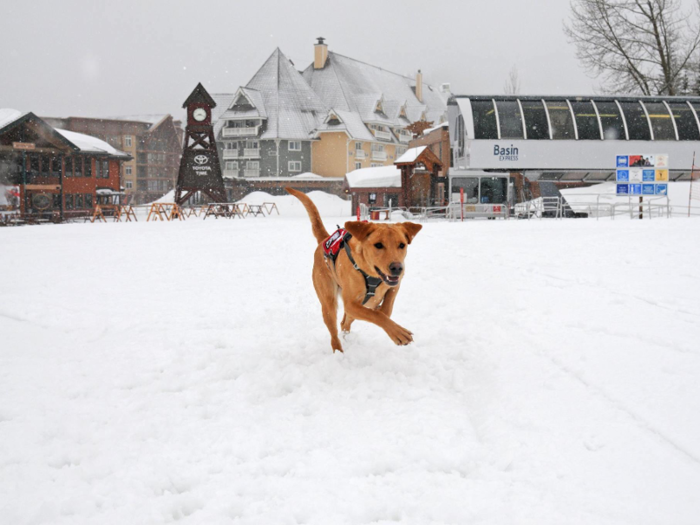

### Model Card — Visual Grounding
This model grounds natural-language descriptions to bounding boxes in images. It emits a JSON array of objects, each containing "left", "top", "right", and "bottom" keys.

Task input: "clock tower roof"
[{"left": 182, "top": 82, "right": 217, "bottom": 109}]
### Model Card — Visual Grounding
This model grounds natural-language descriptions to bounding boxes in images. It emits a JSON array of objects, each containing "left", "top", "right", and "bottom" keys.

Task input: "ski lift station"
[{"left": 446, "top": 94, "right": 700, "bottom": 211}]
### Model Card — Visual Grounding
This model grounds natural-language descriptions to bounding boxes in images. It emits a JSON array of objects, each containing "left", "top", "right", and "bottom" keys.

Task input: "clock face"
[{"left": 193, "top": 108, "right": 207, "bottom": 122}]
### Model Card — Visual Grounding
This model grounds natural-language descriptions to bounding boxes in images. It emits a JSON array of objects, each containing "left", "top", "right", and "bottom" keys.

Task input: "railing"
[
  {"left": 222, "top": 126, "right": 259, "bottom": 137},
  {"left": 447, "top": 202, "right": 509, "bottom": 220},
  {"left": 243, "top": 169, "right": 260, "bottom": 177},
  {"left": 222, "top": 150, "right": 239, "bottom": 159},
  {"left": 355, "top": 150, "right": 367, "bottom": 159},
  {"left": 359, "top": 203, "right": 370, "bottom": 220},
  {"left": 398, "top": 133, "right": 412, "bottom": 143},
  {"left": 243, "top": 148, "right": 260, "bottom": 158},
  {"left": 371, "top": 151, "right": 387, "bottom": 161},
  {"left": 373, "top": 129, "right": 392, "bottom": 141},
  {"left": 223, "top": 169, "right": 239, "bottom": 179}
]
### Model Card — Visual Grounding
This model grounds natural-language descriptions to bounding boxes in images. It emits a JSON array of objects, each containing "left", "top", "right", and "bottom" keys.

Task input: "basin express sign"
[{"left": 493, "top": 144, "right": 519, "bottom": 162}]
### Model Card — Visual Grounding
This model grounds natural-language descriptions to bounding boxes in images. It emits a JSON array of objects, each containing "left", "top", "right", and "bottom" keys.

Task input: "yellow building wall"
[{"left": 312, "top": 132, "right": 349, "bottom": 177}]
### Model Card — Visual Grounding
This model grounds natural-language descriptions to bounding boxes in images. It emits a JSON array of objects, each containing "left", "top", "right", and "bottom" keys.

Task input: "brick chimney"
[
  {"left": 314, "top": 37, "right": 328, "bottom": 69},
  {"left": 416, "top": 70, "right": 423, "bottom": 102}
]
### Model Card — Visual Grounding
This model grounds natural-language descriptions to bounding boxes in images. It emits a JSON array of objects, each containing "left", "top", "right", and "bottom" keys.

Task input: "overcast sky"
[{"left": 1, "top": 0, "right": 597, "bottom": 119}]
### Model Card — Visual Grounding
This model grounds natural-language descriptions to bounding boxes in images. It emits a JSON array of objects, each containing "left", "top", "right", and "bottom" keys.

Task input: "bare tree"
[
  {"left": 504, "top": 65, "right": 521, "bottom": 95},
  {"left": 564, "top": 0, "right": 700, "bottom": 95}
]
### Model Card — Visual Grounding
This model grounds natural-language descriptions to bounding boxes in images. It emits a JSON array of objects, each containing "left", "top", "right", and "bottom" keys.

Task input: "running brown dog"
[{"left": 287, "top": 188, "right": 422, "bottom": 353}]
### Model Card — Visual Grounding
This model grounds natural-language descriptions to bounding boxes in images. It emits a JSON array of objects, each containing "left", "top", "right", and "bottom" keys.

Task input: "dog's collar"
[{"left": 342, "top": 233, "right": 383, "bottom": 305}]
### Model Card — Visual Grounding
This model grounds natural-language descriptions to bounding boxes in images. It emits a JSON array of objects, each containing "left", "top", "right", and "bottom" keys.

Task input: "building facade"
[
  {"left": 0, "top": 110, "right": 130, "bottom": 218},
  {"left": 44, "top": 115, "right": 183, "bottom": 204},
  {"left": 215, "top": 39, "right": 448, "bottom": 195}
]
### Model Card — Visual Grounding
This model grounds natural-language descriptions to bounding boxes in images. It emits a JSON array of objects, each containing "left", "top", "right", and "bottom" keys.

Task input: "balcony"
[
  {"left": 371, "top": 151, "right": 387, "bottom": 161},
  {"left": 243, "top": 169, "right": 260, "bottom": 178},
  {"left": 222, "top": 126, "right": 259, "bottom": 137},
  {"left": 243, "top": 148, "right": 260, "bottom": 158},
  {"left": 355, "top": 150, "right": 366, "bottom": 159},
  {"left": 222, "top": 149, "right": 239, "bottom": 159},
  {"left": 398, "top": 133, "right": 412, "bottom": 143},
  {"left": 223, "top": 169, "right": 239, "bottom": 179},
  {"left": 372, "top": 129, "right": 392, "bottom": 141}
]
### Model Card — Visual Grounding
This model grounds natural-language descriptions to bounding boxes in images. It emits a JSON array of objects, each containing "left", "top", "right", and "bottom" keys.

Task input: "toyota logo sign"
[{"left": 194, "top": 155, "right": 209, "bottom": 165}]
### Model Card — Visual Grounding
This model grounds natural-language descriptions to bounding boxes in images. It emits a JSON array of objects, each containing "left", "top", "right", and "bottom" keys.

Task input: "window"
[
  {"left": 40, "top": 155, "right": 50, "bottom": 175},
  {"left": 65, "top": 194, "right": 74, "bottom": 210},
  {"left": 288, "top": 141, "right": 302, "bottom": 151},
  {"left": 520, "top": 100, "right": 549, "bottom": 139},
  {"left": 643, "top": 102, "right": 676, "bottom": 140},
  {"left": 480, "top": 177, "right": 508, "bottom": 204},
  {"left": 125, "top": 166, "right": 132, "bottom": 176},
  {"left": 75, "top": 194, "right": 84, "bottom": 209},
  {"left": 371, "top": 143, "right": 384, "bottom": 152},
  {"left": 74, "top": 157, "right": 83, "bottom": 177},
  {"left": 495, "top": 100, "right": 524, "bottom": 139},
  {"left": 368, "top": 193, "right": 377, "bottom": 204},
  {"left": 225, "top": 161, "right": 239, "bottom": 170},
  {"left": 224, "top": 142, "right": 237, "bottom": 150},
  {"left": 546, "top": 100, "right": 575, "bottom": 139},
  {"left": 288, "top": 160, "right": 302, "bottom": 172},
  {"left": 29, "top": 155, "right": 40, "bottom": 177},
  {"left": 355, "top": 162, "right": 362, "bottom": 170},
  {"left": 451, "top": 177, "right": 479, "bottom": 203},
  {"left": 570, "top": 100, "right": 601, "bottom": 140},
  {"left": 669, "top": 102, "right": 700, "bottom": 141},
  {"left": 64, "top": 157, "right": 73, "bottom": 177},
  {"left": 245, "top": 140, "right": 259, "bottom": 149},
  {"left": 85, "top": 194, "right": 93, "bottom": 209},
  {"left": 51, "top": 157, "right": 62, "bottom": 177},
  {"left": 595, "top": 101, "right": 625, "bottom": 140},
  {"left": 124, "top": 135, "right": 132, "bottom": 148},
  {"left": 85, "top": 158, "right": 92, "bottom": 177},
  {"left": 619, "top": 101, "right": 651, "bottom": 140},
  {"left": 471, "top": 100, "right": 498, "bottom": 140},
  {"left": 246, "top": 161, "right": 259, "bottom": 169},
  {"left": 396, "top": 147, "right": 407, "bottom": 157},
  {"left": 125, "top": 180, "right": 133, "bottom": 189},
  {"left": 101, "top": 160, "right": 109, "bottom": 179},
  {"left": 355, "top": 142, "right": 363, "bottom": 150}
]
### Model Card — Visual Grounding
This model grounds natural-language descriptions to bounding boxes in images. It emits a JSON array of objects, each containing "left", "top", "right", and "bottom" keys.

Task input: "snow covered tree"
[
  {"left": 564, "top": 0, "right": 700, "bottom": 95},
  {"left": 503, "top": 65, "right": 521, "bottom": 95}
]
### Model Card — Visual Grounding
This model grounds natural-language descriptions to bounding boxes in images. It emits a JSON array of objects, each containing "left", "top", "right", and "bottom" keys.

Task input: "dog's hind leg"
[
  {"left": 340, "top": 313, "right": 355, "bottom": 333},
  {"left": 314, "top": 272, "right": 343, "bottom": 353}
]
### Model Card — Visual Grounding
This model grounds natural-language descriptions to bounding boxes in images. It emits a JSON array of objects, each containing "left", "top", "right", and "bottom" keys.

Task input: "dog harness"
[{"left": 323, "top": 228, "right": 383, "bottom": 305}]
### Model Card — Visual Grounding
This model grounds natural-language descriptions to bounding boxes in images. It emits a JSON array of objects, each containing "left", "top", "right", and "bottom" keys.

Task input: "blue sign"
[
  {"left": 616, "top": 169, "right": 629, "bottom": 182},
  {"left": 617, "top": 184, "right": 629, "bottom": 195},
  {"left": 643, "top": 169, "right": 655, "bottom": 181},
  {"left": 655, "top": 184, "right": 668, "bottom": 195},
  {"left": 630, "top": 184, "right": 642, "bottom": 195},
  {"left": 616, "top": 156, "right": 629, "bottom": 167},
  {"left": 642, "top": 184, "right": 655, "bottom": 195}
]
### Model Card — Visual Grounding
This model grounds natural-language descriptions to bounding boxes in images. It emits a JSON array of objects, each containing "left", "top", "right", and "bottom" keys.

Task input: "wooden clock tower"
[{"left": 174, "top": 83, "right": 227, "bottom": 205}]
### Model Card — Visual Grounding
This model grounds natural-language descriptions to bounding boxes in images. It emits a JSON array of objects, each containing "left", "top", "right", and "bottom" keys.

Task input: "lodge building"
[{"left": 0, "top": 110, "right": 130, "bottom": 218}]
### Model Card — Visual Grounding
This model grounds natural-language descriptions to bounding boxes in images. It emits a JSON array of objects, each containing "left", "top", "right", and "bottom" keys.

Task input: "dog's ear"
[
  {"left": 399, "top": 222, "right": 422, "bottom": 244},
  {"left": 344, "top": 221, "right": 376, "bottom": 241}
]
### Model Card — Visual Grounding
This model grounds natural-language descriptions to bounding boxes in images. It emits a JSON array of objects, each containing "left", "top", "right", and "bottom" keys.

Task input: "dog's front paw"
[
  {"left": 386, "top": 322, "right": 413, "bottom": 346},
  {"left": 331, "top": 336, "right": 344, "bottom": 353}
]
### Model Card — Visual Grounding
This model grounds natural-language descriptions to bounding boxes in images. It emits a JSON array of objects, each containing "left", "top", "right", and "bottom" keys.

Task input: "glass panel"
[
  {"left": 521, "top": 100, "right": 549, "bottom": 139},
  {"left": 545, "top": 101, "right": 575, "bottom": 139},
  {"left": 85, "top": 194, "right": 93, "bottom": 209},
  {"left": 51, "top": 156, "right": 62, "bottom": 177},
  {"left": 40, "top": 155, "right": 50, "bottom": 174},
  {"left": 451, "top": 177, "right": 479, "bottom": 203},
  {"left": 570, "top": 101, "right": 600, "bottom": 140},
  {"left": 74, "top": 157, "right": 83, "bottom": 177},
  {"left": 668, "top": 103, "right": 699, "bottom": 141},
  {"left": 495, "top": 101, "right": 524, "bottom": 139},
  {"left": 595, "top": 101, "right": 625, "bottom": 140},
  {"left": 619, "top": 101, "right": 651, "bottom": 140},
  {"left": 643, "top": 102, "right": 676, "bottom": 140},
  {"left": 480, "top": 177, "right": 508, "bottom": 204},
  {"left": 64, "top": 157, "right": 73, "bottom": 177},
  {"left": 85, "top": 158, "right": 92, "bottom": 177},
  {"left": 471, "top": 100, "right": 498, "bottom": 139}
]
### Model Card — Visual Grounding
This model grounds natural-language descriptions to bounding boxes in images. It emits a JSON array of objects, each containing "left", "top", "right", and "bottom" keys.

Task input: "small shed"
[
  {"left": 343, "top": 165, "right": 403, "bottom": 211},
  {"left": 394, "top": 145, "right": 445, "bottom": 207}
]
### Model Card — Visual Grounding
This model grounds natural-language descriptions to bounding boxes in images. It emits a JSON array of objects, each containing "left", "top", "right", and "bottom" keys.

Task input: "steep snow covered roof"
[
  {"left": 0, "top": 108, "right": 27, "bottom": 130},
  {"left": 302, "top": 52, "right": 447, "bottom": 128},
  {"left": 345, "top": 165, "right": 401, "bottom": 188},
  {"left": 56, "top": 129, "right": 130, "bottom": 158},
  {"left": 396, "top": 146, "right": 427, "bottom": 164},
  {"left": 220, "top": 48, "right": 328, "bottom": 140},
  {"left": 314, "top": 109, "right": 375, "bottom": 141}
]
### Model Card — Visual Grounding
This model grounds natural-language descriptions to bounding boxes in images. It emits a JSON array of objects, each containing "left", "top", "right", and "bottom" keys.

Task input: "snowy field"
[{"left": 2, "top": 200, "right": 700, "bottom": 524}]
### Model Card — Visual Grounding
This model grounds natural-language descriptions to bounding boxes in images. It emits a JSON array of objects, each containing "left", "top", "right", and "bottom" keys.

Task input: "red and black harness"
[{"left": 323, "top": 228, "right": 383, "bottom": 305}]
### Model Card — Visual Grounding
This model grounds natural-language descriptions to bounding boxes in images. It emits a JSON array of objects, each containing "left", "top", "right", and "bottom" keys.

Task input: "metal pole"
[
  {"left": 689, "top": 151, "right": 696, "bottom": 218},
  {"left": 639, "top": 196, "right": 643, "bottom": 220}
]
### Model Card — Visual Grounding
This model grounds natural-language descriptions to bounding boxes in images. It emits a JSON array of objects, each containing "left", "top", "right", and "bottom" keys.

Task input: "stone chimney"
[
  {"left": 314, "top": 37, "right": 328, "bottom": 69},
  {"left": 416, "top": 70, "right": 423, "bottom": 102}
]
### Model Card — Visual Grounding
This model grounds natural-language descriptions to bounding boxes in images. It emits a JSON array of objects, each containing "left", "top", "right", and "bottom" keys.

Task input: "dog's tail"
[{"left": 286, "top": 188, "right": 329, "bottom": 244}]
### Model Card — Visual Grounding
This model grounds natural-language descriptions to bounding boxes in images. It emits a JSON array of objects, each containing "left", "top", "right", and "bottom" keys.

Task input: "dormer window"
[{"left": 327, "top": 112, "right": 341, "bottom": 125}]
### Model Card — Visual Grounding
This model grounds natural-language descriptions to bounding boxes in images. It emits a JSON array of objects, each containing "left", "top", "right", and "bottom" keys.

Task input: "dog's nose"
[{"left": 389, "top": 262, "right": 403, "bottom": 276}]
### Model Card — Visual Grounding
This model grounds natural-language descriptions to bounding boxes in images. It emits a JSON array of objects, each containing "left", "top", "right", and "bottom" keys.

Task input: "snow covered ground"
[{"left": 2, "top": 202, "right": 700, "bottom": 524}]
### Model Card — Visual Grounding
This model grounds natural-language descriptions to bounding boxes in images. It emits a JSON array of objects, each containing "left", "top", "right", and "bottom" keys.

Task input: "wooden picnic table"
[
  {"left": 246, "top": 204, "right": 265, "bottom": 217},
  {"left": 202, "top": 203, "right": 245, "bottom": 220}
]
